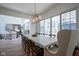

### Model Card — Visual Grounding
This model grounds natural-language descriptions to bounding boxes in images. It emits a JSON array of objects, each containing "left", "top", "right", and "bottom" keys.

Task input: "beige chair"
[{"left": 44, "top": 29, "right": 72, "bottom": 56}]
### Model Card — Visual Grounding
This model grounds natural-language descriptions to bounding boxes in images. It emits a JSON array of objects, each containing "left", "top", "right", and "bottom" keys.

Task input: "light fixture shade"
[
  {"left": 33, "top": 3, "right": 41, "bottom": 23},
  {"left": 33, "top": 15, "right": 41, "bottom": 22}
]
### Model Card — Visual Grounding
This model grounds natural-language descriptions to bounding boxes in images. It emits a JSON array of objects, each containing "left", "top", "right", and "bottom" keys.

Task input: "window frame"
[
  {"left": 39, "top": 9, "right": 77, "bottom": 35},
  {"left": 60, "top": 10, "right": 77, "bottom": 30}
]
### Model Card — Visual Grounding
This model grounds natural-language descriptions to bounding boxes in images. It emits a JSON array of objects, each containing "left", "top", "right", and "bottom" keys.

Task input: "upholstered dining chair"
[{"left": 44, "top": 29, "right": 72, "bottom": 56}]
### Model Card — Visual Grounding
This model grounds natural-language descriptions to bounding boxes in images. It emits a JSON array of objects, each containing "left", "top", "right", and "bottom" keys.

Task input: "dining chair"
[
  {"left": 49, "top": 34, "right": 56, "bottom": 38},
  {"left": 21, "top": 35, "right": 38, "bottom": 56},
  {"left": 25, "top": 38, "right": 37, "bottom": 56},
  {"left": 21, "top": 34, "right": 27, "bottom": 53},
  {"left": 44, "top": 29, "right": 72, "bottom": 56}
]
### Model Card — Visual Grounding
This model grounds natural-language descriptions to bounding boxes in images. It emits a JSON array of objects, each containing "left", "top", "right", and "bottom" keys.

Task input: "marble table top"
[{"left": 22, "top": 34, "right": 57, "bottom": 48}]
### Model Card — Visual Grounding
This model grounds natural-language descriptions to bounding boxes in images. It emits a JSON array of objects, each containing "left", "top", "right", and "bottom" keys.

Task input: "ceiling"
[{"left": 0, "top": 3, "right": 56, "bottom": 16}]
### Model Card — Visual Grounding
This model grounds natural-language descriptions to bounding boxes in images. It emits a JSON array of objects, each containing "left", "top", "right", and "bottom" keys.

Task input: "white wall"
[{"left": 30, "top": 22, "right": 36, "bottom": 34}]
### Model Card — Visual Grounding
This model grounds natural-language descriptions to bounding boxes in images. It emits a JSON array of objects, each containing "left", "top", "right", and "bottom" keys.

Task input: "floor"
[
  {"left": 0, "top": 35, "right": 48, "bottom": 56},
  {"left": 0, "top": 36, "right": 26, "bottom": 56}
]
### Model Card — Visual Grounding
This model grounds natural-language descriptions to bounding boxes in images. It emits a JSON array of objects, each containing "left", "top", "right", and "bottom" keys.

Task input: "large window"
[
  {"left": 52, "top": 15, "right": 60, "bottom": 36},
  {"left": 40, "top": 18, "right": 50, "bottom": 34},
  {"left": 39, "top": 10, "right": 76, "bottom": 37},
  {"left": 61, "top": 10, "right": 76, "bottom": 30}
]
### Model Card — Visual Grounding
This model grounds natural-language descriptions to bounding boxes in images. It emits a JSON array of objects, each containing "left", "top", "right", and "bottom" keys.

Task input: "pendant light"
[{"left": 33, "top": 3, "right": 41, "bottom": 23}]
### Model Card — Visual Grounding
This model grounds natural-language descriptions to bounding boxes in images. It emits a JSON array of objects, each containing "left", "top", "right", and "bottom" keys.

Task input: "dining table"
[{"left": 22, "top": 33, "right": 57, "bottom": 48}]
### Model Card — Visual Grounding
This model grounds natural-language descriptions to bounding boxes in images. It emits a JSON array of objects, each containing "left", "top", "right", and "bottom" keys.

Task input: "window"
[
  {"left": 45, "top": 18, "right": 50, "bottom": 34},
  {"left": 52, "top": 15, "right": 60, "bottom": 36},
  {"left": 24, "top": 20, "right": 30, "bottom": 30},
  {"left": 40, "top": 18, "right": 50, "bottom": 34},
  {"left": 39, "top": 10, "right": 76, "bottom": 37},
  {"left": 23, "top": 19, "right": 30, "bottom": 34},
  {"left": 40, "top": 20, "right": 45, "bottom": 33},
  {"left": 61, "top": 10, "right": 76, "bottom": 30}
]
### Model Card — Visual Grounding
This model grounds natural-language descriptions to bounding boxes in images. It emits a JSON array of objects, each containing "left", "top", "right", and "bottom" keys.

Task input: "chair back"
[{"left": 57, "top": 29, "right": 71, "bottom": 56}]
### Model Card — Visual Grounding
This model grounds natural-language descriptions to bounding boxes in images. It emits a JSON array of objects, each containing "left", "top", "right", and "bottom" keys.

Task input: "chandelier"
[{"left": 33, "top": 3, "right": 41, "bottom": 23}]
